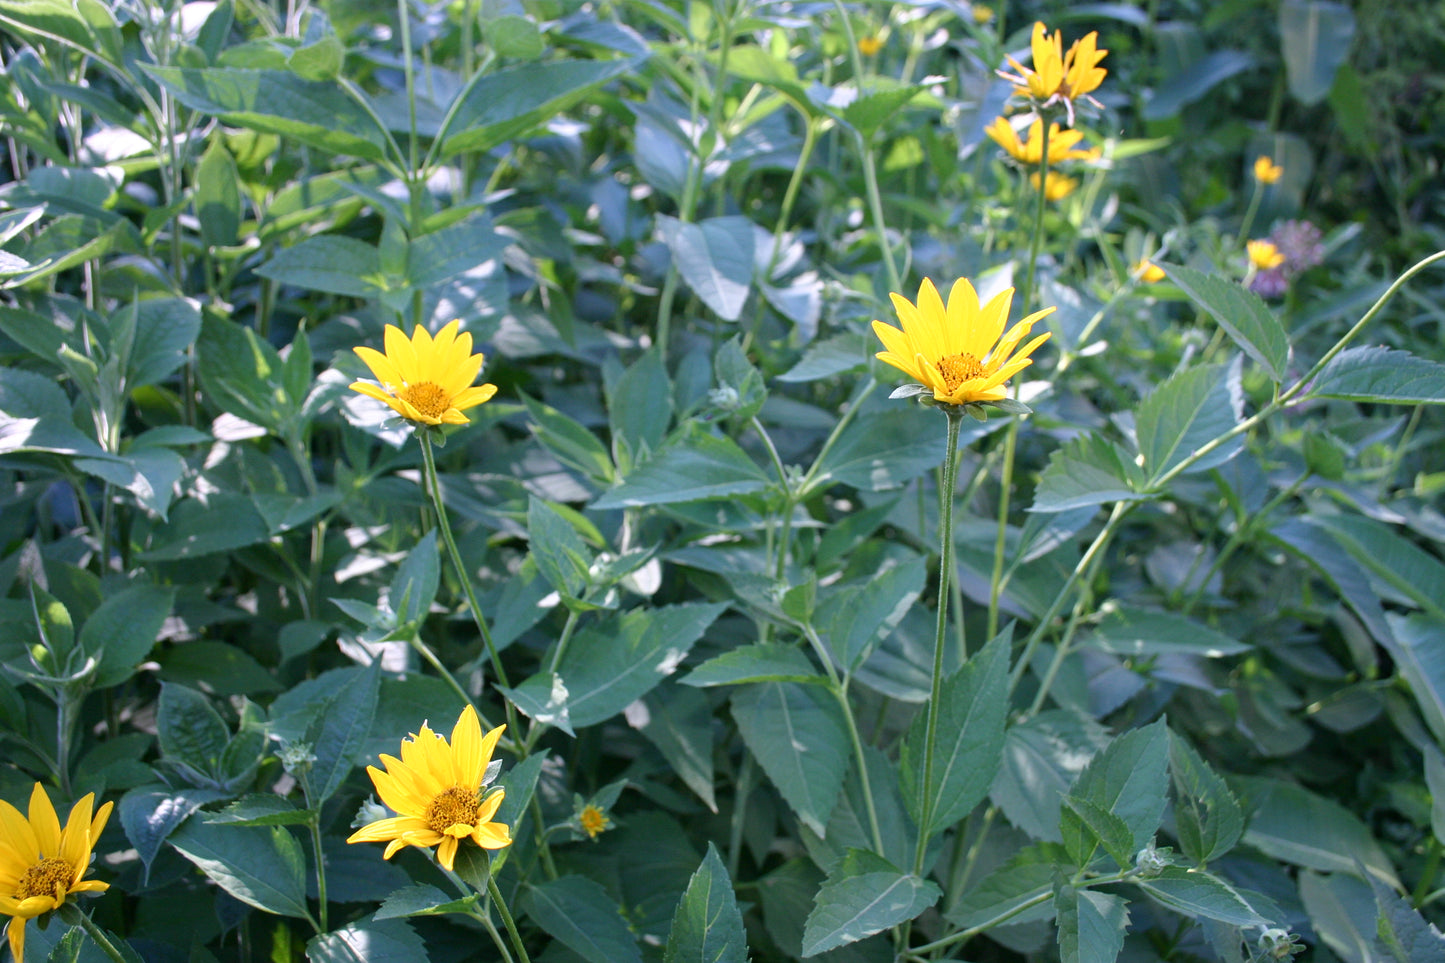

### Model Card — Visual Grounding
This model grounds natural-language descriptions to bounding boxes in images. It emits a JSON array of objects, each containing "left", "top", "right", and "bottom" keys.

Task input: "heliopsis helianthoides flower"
[
  {"left": 1, "top": 784, "right": 112, "bottom": 963},
  {"left": 350, "top": 319, "right": 497, "bottom": 426},
  {"left": 578, "top": 803, "right": 611, "bottom": 840},
  {"left": 857, "top": 34, "right": 883, "bottom": 56},
  {"left": 1247, "top": 240, "right": 1286, "bottom": 271},
  {"left": 1134, "top": 259, "right": 1167, "bottom": 283},
  {"left": 985, "top": 116, "right": 1098, "bottom": 167},
  {"left": 1029, "top": 170, "right": 1079, "bottom": 201},
  {"left": 1253, "top": 156, "right": 1283, "bottom": 184},
  {"left": 998, "top": 21, "right": 1108, "bottom": 124},
  {"left": 347, "top": 705, "right": 511, "bottom": 871},
  {"left": 873, "top": 278, "right": 1054, "bottom": 408}
]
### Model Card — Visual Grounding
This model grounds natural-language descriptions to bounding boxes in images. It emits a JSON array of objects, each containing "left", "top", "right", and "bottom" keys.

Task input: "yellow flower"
[
  {"left": 1134, "top": 259, "right": 1167, "bottom": 283},
  {"left": 347, "top": 705, "right": 511, "bottom": 871},
  {"left": 985, "top": 116, "right": 1097, "bottom": 166},
  {"left": 1247, "top": 240, "right": 1286, "bottom": 270},
  {"left": 999, "top": 22, "right": 1108, "bottom": 123},
  {"left": 0, "top": 784, "right": 112, "bottom": 963},
  {"left": 872, "top": 278, "right": 1054, "bottom": 406},
  {"left": 578, "top": 804, "right": 610, "bottom": 839},
  {"left": 350, "top": 319, "right": 498, "bottom": 426},
  {"left": 1029, "top": 170, "right": 1079, "bottom": 200},
  {"left": 858, "top": 35, "right": 883, "bottom": 56},
  {"left": 972, "top": 5, "right": 993, "bottom": 24},
  {"left": 1253, "top": 156, "right": 1283, "bottom": 184}
]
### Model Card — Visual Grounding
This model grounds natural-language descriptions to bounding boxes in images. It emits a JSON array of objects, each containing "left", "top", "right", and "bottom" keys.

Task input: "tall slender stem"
[
  {"left": 64, "top": 906, "right": 137, "bottom": 963},
  {"left": 489, "top": 876, "right": 533, "bottom": 963},
  {"left": 912, "top": 408, "right": 963, "bottom": 874}
]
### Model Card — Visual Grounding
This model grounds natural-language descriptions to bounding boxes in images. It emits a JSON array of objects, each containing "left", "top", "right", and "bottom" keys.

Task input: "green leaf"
[
  {"left": 519, "top": 389, "right": 614, "bottom": 483},
  {"left": 1368, "top": 873, "right": 1445, "bottom": 963},
  {"left": 1143, "top": 49, "right": 1254, "bottom": 120},
  {"left": 900, "top": 632, "right": 1009, "bottom": 837},
  {"left": 1135, "top": 866, "right": 1266, "bottom": 926},
  {"left": 196, "top": 139, "right": 242, "bottom": 248},
  {"left": 407, "top": 213, "right": 511, "bottom": 289},
  {"left": 804, "top": 409, "right": 952, "bottom": 495},
  {"left": 801, "top": 851, "right": 941, "bottom": 956},
  {"left": 158, "top": 640, "right": 281, "bottom": 697},
  {"left": 1169, "top": 732, "right": 1244, "bottom": 864},
  {"left": 143, "top": 66, "right": 395, "bottom": 164},
  {"left": 991, "top": 710, "right": 1110, "bottom": 843},
  {"left": 203, "top": 795, "right": 310, "bottom": 826},
  {"left": 1311, "top": 514, "right": 1445, "bottom": 622},
  {"left": 1385, "top": 614, "right": 1445, "bottom": 750},
  {"left": 681, "top": 644, "right": 823, "bottom": 687},
  {"left": 76, "top": 583, "right": 174, "bottom": 688},
  {"left": 169, "top": 821, "right": 311, "bottom": 919},
  {"left": 1063, "top": 718, "right": 1169, "bottom": 854},
  {"left": 374, "top": 884, "right": 480, "bottom": 920},
  {"left": 1425, "top": 745, "right": 1445, "bottom": 849},
  {"left": 1162, "top": 265, "right": 1288, "bottom": 381},
  {"left": 556, "top": 602, "right": 728, "bottom": 727},
  {"left": 1136, "top": 359, "right": 1243, "bottom": 486},
  {"left": 1061, "top": 795, "right": 1136, "bottom": 868},
  {"left": 1056, "top": 887, "right": 1129, "bottom": 963},
  {"left": 1310, "top": 345, "right": 1445, "bottom": 405},
  {"left": 947, "top": 842, "right": 1064, "bottom": 929},
  {"left": 389, "top": 529, "right": 440, "bottom": 627},
  {"left": 306, "top": 920, "right": 428, "bottom": 963},
  {"left": 592, "top": 423, "right": 770, "bottom": 509},
  {"left": 664, "top": 843, "right": 749, "bottom": 963},
  {"left": 131, "top": 298, "right": 203, "bottom": 390},
  {"left": 1030, "top": 432, "right": 1147, "bottom": 513},
  {"left": 438, "top": 58, "right": 639, "bottom": 158},
  {"left": 156, "top": 683, "right": 230, "bottom": 779},
  {"left": 778, "top": 334, "right": 870, "bottom": 383},
  {"left": 0, "top": 367, "right": 110, "bottom": 459},
  {"left": 254, "top": 235, "right": 385, "bottom": 299},
  {"left": 1087, "top": 606, "right": 1249, "bottom": 658},
  {"left": 1299, "top": 870, "right": 1377, "bottom": 963},
  {"left": 483, "top": 14, "right": 544, "bottom": 59},
  {"left": 0, "top": 0, "right": 112, "bottom": 56},
  {"left": 842, "top": 86, "right": 926, "bottom": 138},
  {"left": 1240, "top": 776, "right": 1399, "bottom": 886},
  {"left": 304, "top": 660, "right": 380, "bottom": 805},
  {"left": 634, "top": 686, "right": 717, "bottom": 811},
  {"left": 609, "top": 349, "right": 673, "bottom": 464},
  {"left": 1279, "top": 0, "right": 1355, "bottom": 106},
  {"left": 817, "top": 558, "right": 926, "bottom": 671},
  {"left": 194, "top": 314, "right": 292, "bottom": 433},
  {"left": 528, "top": 496, "right": 593, "bottom": 601},
  {"left": 657, "top": 215, "right": 754, "bottom": 321},
  {"left": 139, "top": 493, "right": 272, "bottom": 560},
  {"left": 118, "top": 787, "right": 229, "bottom": 882},
  {"left": 732, "top": 681, "right": 851, "bottom": 837},
  {"left": 522, "top": 875, "right": 644, "bottom": 963}
]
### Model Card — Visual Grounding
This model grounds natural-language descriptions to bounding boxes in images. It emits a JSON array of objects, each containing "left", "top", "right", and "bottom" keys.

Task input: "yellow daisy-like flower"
[
  {"left": 0, "top": 784, "right": 112, "bottom": 963},
  {"left": 985, "top": 117, "right": 1097, "bottom": 166},
  {"left": 347, "top": 706, "right": 511, "bottom": 871},
  {"left": 1253, "top": 156, "right": 1283, "bottom": 184},
  {"left": 578, "top": 804, "right": 610, "bottom": 840},
  {"left": 999, "top": 22, "right": 1108, "bottom": 124},
  {"left": 1029, "top": 170, "right": 1079, "bottom": 201},
  {"left": 1247, "top": 240, "right": 1286, "bottom": 270},
  {"left": 857, "top": 35, "right": 883, "bottom": 56},
  {"left": 350, "top": 319, "right": 498, "bottom": 426},
  {"left": 873, "top": 278, "right": 1055, "bottom": 406},
  {"left": 1134, "top": 259, "right": 1166, "bottom": 283}
]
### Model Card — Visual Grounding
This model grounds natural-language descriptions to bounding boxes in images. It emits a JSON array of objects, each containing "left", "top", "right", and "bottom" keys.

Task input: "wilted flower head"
[
  {"left": 0, "top": 784, "right": 112, "bottom": 963},
  {"left": 1246, "top": 240, "right": 1286, "bottom": 271},
  {"left": 998, "top": 21, "right": 1108, "bottom": 125},
  {"left": 350, "top": 319, "right": 498, "bottom": 426},
  {"left": 873, "top": 278, "right": 1054, "bottom": 407},
  {"left": 985, "top": 117, "right": 1097, "bottom": 166},
  {"left": 1253, "top": 156, "right": 1284, "bottom": 184}
]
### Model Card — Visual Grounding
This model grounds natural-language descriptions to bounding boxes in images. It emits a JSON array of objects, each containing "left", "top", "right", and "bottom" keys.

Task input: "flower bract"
[
  {"left": 350, "top": 319, "right": 498, "bottom": 426},
  {"left": 1247, "top": 240, "right": 1286, "bottom": 270},
  {"left": 872, "top": 278, "right": 1054, "bottom": 406},
  {"left": 986, "top": 117, "right": 1097, "bottom": 166},
  {"left": 0, "top": 784, "right": 112, "bottom": 963},
  {"left": 347, "top": 705, "right": 511, "bottom": 871},
  {"left": 1253, "top": 156, "right": 1283, "bottom": 184},
  {"left": 999, "top": 21, "right": 1108, "bottom": 124}
]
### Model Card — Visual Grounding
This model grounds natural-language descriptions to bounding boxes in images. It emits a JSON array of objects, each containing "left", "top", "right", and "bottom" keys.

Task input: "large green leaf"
[
  {"left": 130, "top": 298, "right": 203, "bottom": 390},
  {"left": 1369, "top": 873, "right": 1445, "bottom": 963},
  {"left": 1136, "top": 360, "right": 1243, "bottom": 485},
  {"left": 732, "top": 681, "right": 850, "bottom": 837},
  {"left": 1385, "top": 614, "right": 1445, "bottom": 749},
  {"left": 657, "top": 215, "right": 754, "bottom": 322},
  {"left": 804, "top": 409, "right": 951, "bottom": 494},
  {"left": 946, "top": 842, "right": 1062, "bottom": 929},
  {"left": 254, "top": 235, "right": 386, "bottom": 299},
  {"left": 1135, "top": 867, "right": 1266, "bottom": 926},
  {"left": 991, "top": 711, "right": 1110, "bottom": 842},
  {"left": 1163, "top": 265, "right": 1288, "bottom": 381},
  {"left": 816, "top": 557, "right": 926, "bottom": 671},
  {"left": 635, "top": 686, "right": 717, "bottom": 811},
  {"left": 681, "top": 644, "right": 823, "bottom": 687},
  {"left": 608, "top": 349, "right": 674, "bottom": 466},
  {"left": 139, "top": 493, "right": 271, "bottom": 560},
  {"left": 1030, "top": 432, "right": 1147, "bottom": 513},
  {"left": 1056, "top": 887, "right": 1129, "bottom": 963},
  {"left": 77, "top": 583, "right": 175, "bottom": 687},
  {"left": 304, "top": 661, "right": 380, "bottom": 805},
  {"left": 143, "top": 67, "right": 395, "bottom": 164},
  {"left": 1143, "top": 49, "right": 1254, "bottom": 121},
  {"left": 1240, "top": 776, "right": 1399, "bottom": 886},
  {"left": 1310, "top": 345, "right": 1445, "bottom": 405},
  {"left": 169, "top": 821, "right": 311, "bottom": 919},
  {"left": 523, "top": 875, "right": 644, "bottom": 963},
  {"left": 306, "top": 920, "right": 428, "bottom": 963},
  {"left": 664, "top": 843, "right": 749, "bottom": 963},
  {"left": 1311, "top": 514, "right": 1445, "bottom": 621},
  {"left": 1086, "top": 606, "right": 1249, "bottom": 658},
  {"left": 1169, "top": 732, "right": 1244, "bottom": 865},
  {"left": 1061, "top": 719, "right": 1169, "bottom": 857},
  {"left": 899, "top": 633, "right": 1009, "bottom": 837},
  {"left": 1279, "top": 0, "right": 1355, "bottom": 106},
  {"left": 801, "top": 851, "right": 940, "bottom": 957},
  {"left": 592, "top": 423, "right": 770, "bottom": 509}
]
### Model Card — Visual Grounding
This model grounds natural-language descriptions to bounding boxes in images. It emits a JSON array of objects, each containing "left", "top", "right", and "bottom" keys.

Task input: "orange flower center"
[
  {"left": 16, "top": 857, "right": 71, "bottom": 901},
  {"left": 398, "top": 382, "right": 450, "bottom": 419},
  {"left": 579, "top": 805, "right": 610, "bottom": 839},
  {"left": 939, "top": 352, "right": 985, "bottom": 393},
  {"left": 426, "top": 786, "right": 480, "bottom": 833}
]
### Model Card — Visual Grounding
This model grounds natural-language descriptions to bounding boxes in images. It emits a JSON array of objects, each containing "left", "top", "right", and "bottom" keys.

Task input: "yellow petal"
[
  {"left": 436, "top": 835, "right": 459, "bottom": 871},
  {"left": 441, "top": 353, "right": 484, "bottom": 396},
  {"left": 353, "top": 346, "right": 402, "bottom": 388},
  {"left": 349, "top": 382, "right": 406, "bottom": 415},
  {"left": 476, "top": 789, "right": 505, "bottom": 824},
  {"left": 27, "top": 786, "right": 59, "bottom": 858},
  {"left": 384, "top": 325, "right": 420, "bottom": 384},
  {"left": 969, "top": 285, "right": 1013, "bottom": 359},
  {"left": 451, "top": 384, "right": 498, "bottom": 411},
  {"left": 8, "top": 915, "right": 24, "bottom": 963},
  {"left": 473, "top": 822, "right": 512, "bottom": 849},
  {"left": 347, "top": 814, "right": 429, "bottom": 844},
  {"left": 58, "top": 794, "right": 94, "bottom": 869},
  {"left": 449, "top": 705, "right": 482, "bottom": 787}
]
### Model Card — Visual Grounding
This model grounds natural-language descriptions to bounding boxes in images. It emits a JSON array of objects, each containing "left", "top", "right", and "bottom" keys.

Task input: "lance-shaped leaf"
[
  {"left": 664, "top": 843, "right": 749, "bottom": 963},
  {"left": 1162, "top": 265, "right": 1288, "bottom": 381}
]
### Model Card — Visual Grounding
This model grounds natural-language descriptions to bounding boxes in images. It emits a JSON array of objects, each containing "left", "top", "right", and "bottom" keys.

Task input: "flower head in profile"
[
  {"left": 1247, "top": 240, "right": 1286, "bottom": 271},
  {"left": 1133, "top": 260, "right": 1166, "bottom": 284},
  {"left": 873, "top": 278, "right": 1054, "bottom": 407},
  {"left": 1029, "top": 170, "right": 1079, "bottom": 201},
  {"left": 0, "top": 784, "right": 112, "bottom": 963},
  {"left": 1253, "top": 156, "right": 1283, "bottom": 185},
  {"left": 350, "top": 319, "right": 497, "bottom": 426},
  {"left": 999, "top": 22, "right": 1108, "bottom": 124},
  {"left": 985, "top": 117, "right": 1097, "bottom": 166},
  {"left": 347, "top": 706, "right": 511, "bottom": 871}
]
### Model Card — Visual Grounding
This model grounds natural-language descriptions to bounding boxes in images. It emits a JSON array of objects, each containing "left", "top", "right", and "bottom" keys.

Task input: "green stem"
[
  {"left": 767, "top": 119, "right": 819, "bottom": 270},
  {"left": 306, "top": 810, "right": 330, "bottom": 932},
  {"left": 64, "top": 906, "right": 137, "bottom": 963},
  {"left": 1019, "top": 120, "right": 1051, "bottom": 313},
  {"left": 912, "top": 409, "right": 964, "bottom": 874},
  {"left": 752, "top": 416, "right": 796, "bottom": 580},
  {"left": 1237, "top": 178, "right": 1264, "bottom": 247},
  {"left": 489, "top": 875, "right": 533, "bottom": 963},
  {"left": 545, "top": 608, "right": 581, "bottom": 676}
]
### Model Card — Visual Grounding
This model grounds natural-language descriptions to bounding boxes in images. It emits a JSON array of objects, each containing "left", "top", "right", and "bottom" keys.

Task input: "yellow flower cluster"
[{"left": 999, "top": 21, "right": 1108, "bottom": 125}]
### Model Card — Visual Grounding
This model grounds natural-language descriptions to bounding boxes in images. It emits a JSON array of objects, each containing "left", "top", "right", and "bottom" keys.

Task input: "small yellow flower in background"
[
  {"left": 1029, "top": 170, "right": 1079, "bottom": 201},
  {"left": 999, "top": 21, "right": 1108, "bottom": 124},
  {"left": 985, "top": 116, "right": 1097, "bottom": 166},
  {"left": 857, "top": 35, "right": 883, "bottom": 56},
  {"left": 972, "top": 5, "right": 994, "bottom": 24},
  {"left": 578, "top": 803, "right": 611, "bottom": 839},
  {"left": 350, "top": 319, "right": 498, "bottom": 426},
  {"left": 347, "top": 705, "right": 511, "bottom": 871},
  {"left": 1253, "top": 156, "right": 1283, "bottom": 184},
  {"left": 1247, "top": 240, "right": 1286, "bottom": 270},
  {"left": 0, "top": 784, "right": 112, "bottom": 963},
  {"left": 1134, "top": 260, "right": 1167, "bottom": 283},
  {"left": 873, "top": 278, "right": 1054, "bottom": 406}
]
